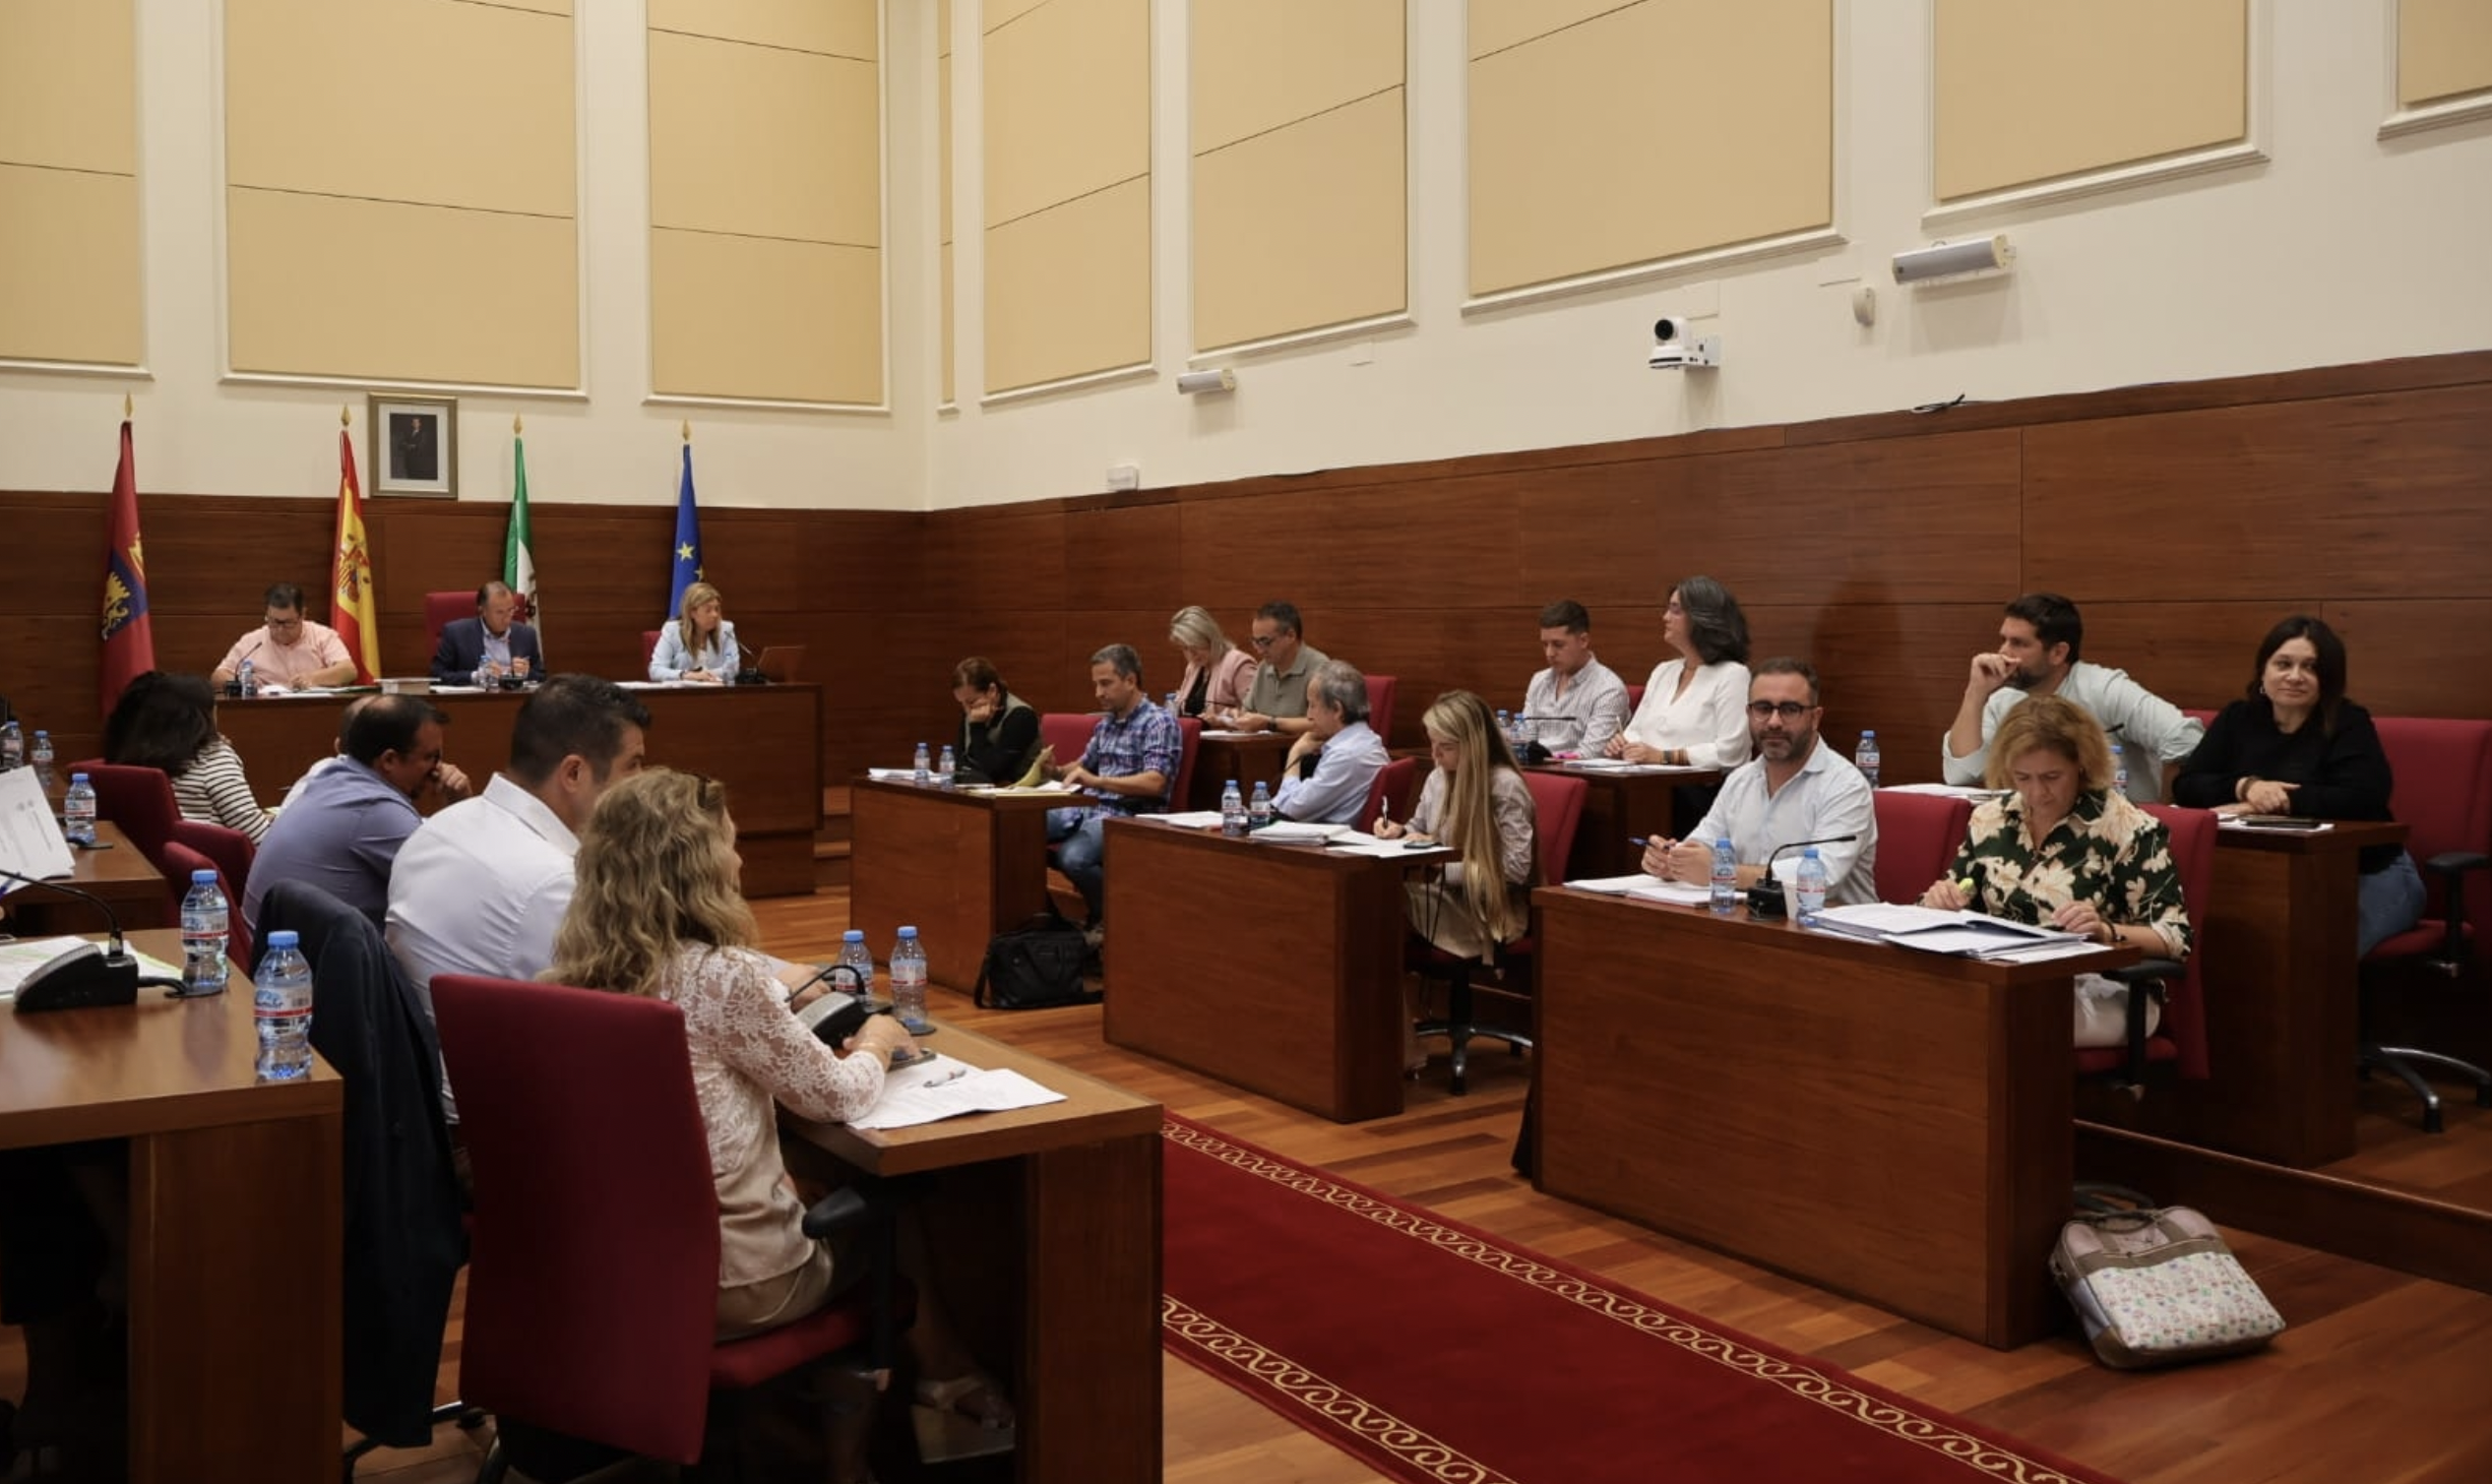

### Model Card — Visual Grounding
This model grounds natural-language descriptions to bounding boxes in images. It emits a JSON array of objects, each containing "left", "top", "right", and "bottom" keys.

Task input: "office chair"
[
  {"left": 69, "top": 760, "right": 179, "bottom": 862},
  {"left": 1037, "top": 711, "right": 1098, "bottom": 772},
  {"left": 1871, "top": 791, "right": 1972, "bottom": 904},
  {"left": 423, "top": 590, "right": 471, "bottom": 656},
  {"left": 1363, "top": 675, "right": 1399, "bottom": 744},
  {"left": 2076, "top": 804, "right": 2215, "bottom": 1097},
  {"left": 432, "top": 975, "right": 904, "bottom": 1476},
  {"left": 157, "top": 838, "right": 251, "bottom": 968},
  {"left": 1363, "top": 756, "right": 1421, "bottom": 831},
  {"left": 2361, "top": 717, "right": 2492, "bottom": 1132},
  {"left": 1410, "top": 771, "right": 1588, "bottom": 1093},
  {"left": 642, "top": 630, "right": 662, "bottom": 674}
]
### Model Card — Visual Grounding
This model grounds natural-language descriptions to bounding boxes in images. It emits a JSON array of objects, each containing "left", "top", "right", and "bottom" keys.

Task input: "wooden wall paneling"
[
  {"left": 1059, "top": 609, "right": 1185, "bottom": 711},
  {"left": 925, "top": 503, "right": 1071, "bottom": 616},
  {"left": 1177, "top": 473, "right": 1528, "bottom": 616},
  {"left": 1750, "top": 600, "right": 2002, "bottom": 789},
  {"left": 1065, "top": 501, "right": 1185, "bottom": 621},
  {"left": 1517, "top": 462, "right": 1679, "bottom": 611},
  {"left": 2321, "top": 600, "right": 2492, "bottom": 721},
  {"left": 1315, "top": 605, "right": 1537, "bottom": 749},
  {"left": 2067, "top": 600, "right": 2326, "bottom": 721}
]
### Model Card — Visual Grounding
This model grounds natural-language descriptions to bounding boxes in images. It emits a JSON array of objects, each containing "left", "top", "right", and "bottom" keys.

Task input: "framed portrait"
[{"left": 369, "top": 394, "right": 458, "bottom": 498}]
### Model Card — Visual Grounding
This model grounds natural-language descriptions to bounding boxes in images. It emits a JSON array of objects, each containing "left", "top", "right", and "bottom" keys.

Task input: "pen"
[{"left": 922, "top": 1065, "right": 969, "bottom": 1088}]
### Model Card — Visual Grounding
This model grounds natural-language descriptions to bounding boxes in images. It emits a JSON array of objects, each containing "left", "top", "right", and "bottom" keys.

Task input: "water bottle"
[
  {"left": 31, "top": 729, "right": 55, "bottom": 791},
  {"left": 2110, "top": 742, "right": 2129, "bottom": 798},
  {"left": 0, "top": 720, "right": 20, "bottom": 771},
  {"left": 890, "top": 926, "right": 930, "bottom": 1033},
  {"left": 253, "top": 930, "right": 315, "bottom": 1082},
  {"left": 236, "top": 656, "right": 255, "bottom": 696},
  {"left": 1164, "top": 690, "right": 1180, "bottom": 718},
  {"left": 936, "top": 744, "right": 958, "bottom": 788},
  {"left": 1496, "top": 710, "right": 1514, "bottom": 749},
  {"left": 180, "top": 869, "right": 230, "bottom": 996},
  {"left": 63, "top": 772, "right": 97, "bottom": 845},
  {"left": 912, "top": 741, "right": 931, "bottom": 784},
  {"left": 1219, "top": 778, "right": 1246, "bottom": 837},
  {"left": 1856, "top": 729, "right": 1880, "bottom": 788},
  {"left": 831, "top": 928, "right": 875, "bottom": 998},
  {"left": 1248, "top": 780, "right": 1274, "bottom": 832},
  {"left": 1794, "top": 846, "right": 1829, "bottom": 926},
  {"left": 1709, "top": 836, "right": 1739, "bottom": 916}
]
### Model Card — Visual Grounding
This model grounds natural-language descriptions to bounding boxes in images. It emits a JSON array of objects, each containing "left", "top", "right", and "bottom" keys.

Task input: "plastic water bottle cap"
[
  {"left": 1803, "top": 846, "right": 1820, "bottom": 858},
  {"left": 266, "top": 930, "right": 299, "bottom": 949},
  {"left": 842, "top": 929, "right": 865, "bottom": 942},
  {"left": 70, "top": 772, "right": 89, "bottom": 784},
  {"left": 898, "top": 926, "right": 918, "bottom": 939},
  {"left": 192, "top": 869, "right": 218, "bottom": 885}
]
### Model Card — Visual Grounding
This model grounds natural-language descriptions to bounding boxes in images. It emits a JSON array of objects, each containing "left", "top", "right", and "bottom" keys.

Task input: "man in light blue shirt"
[
  {"left": 243, "top": 695, "right": 467, "bottom": 931},
  {"left": 1275, "top": 660, "right": 1390, "bottom": 825}
]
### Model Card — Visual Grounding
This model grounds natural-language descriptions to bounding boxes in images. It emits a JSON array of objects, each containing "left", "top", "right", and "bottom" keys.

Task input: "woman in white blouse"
[
  {"left": 1608, "top": 576, "right": 1754, "bottom": 771},
  {"left": 650, "top": 580, "right": 740, "bottom": 683}
]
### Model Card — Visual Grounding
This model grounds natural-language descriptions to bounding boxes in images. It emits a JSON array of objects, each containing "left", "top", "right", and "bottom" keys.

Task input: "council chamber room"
[{"left": 2, "top": 1, "right": 2489, "bottom": 1481}]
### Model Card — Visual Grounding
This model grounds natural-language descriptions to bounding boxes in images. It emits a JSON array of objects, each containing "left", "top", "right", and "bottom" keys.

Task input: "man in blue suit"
[{"left": 431, "top": 581, "right": 544, "bottom": 685}]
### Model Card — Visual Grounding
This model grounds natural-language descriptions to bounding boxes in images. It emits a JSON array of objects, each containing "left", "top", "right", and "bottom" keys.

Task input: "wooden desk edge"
[{"left": 2212, "top": 819, "right": 2411, "bottom": 853}]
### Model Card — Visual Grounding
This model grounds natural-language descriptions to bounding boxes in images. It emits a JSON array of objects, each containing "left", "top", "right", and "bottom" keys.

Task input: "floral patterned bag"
[{"left": 2049, "top": 1206, "right": 2284, "bottom": 1368}]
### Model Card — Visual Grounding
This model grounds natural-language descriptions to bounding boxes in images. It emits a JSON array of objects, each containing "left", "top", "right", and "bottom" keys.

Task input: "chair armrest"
[
  {"left": 2102, "top": 958, "right": 2183, "bottom": 988},
  {"left": 801, "top": 1185, "right": 886, "bottom": 1239},
  {"left": 2424, "top": 850, "right": 2490, "bottom": 877}
]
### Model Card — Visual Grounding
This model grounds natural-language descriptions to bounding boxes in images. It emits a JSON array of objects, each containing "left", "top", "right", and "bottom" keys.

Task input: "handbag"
[
  {"left": 2049, "top": 1205, "right": 2284, "bottom": 1369},
  {"left": 971, "top": 910, "right": 1099, "bottom": 1011}
]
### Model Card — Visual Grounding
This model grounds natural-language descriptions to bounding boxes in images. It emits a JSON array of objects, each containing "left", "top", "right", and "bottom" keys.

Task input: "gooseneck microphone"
[
  {"left": 0, "top": 868, "right": 148, "bottom": 1011},
  {"left": 1746, "top": 834, "right": 1859, "bottom": 919}
]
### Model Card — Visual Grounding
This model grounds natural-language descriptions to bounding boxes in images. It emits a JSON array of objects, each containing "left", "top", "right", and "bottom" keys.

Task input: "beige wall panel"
[
  {"left": 224, "top": 0, "right": 574, "bottom": 216},
  {"left": 1934, "top": 0, "right": 2245, "bottom": 201},
  {"left": 1192, "top": 0, "right": 1402, "bottom": 154},
  {"left": 649, "top": 0, "right": 877, "bottom": 59},
  {"left": 226, "top": 187, "right": 579, "bottom": 387},
  {"left": 985, "top": 0, "right": 1050, "bottom": 34},
  {"left": 486, "top": 0, "right": 572, "bottom": 14},
  {"left": 0, "top": 165, "right": 141, "bottom": 365},
  {"left": 983, "top": 0, "right": 1150, "bottom": 226},
  {"left": 1195, "top": 90, "right": 1403, "bottom": 349},
  {"left": 985, "top": 175, "right": 1151, "bottom": 393},
  {"left": 1469, "top": 0, "right": 1830, "bottom": 296},
  {"left": 1469, "top": 0, "right": 1636, "bottom": 61},
  {"left": 939, "top": 49, "right": 955, "bottom": 243},
  {"left": 652, "top": 229, "right": 882, "bottom": 403},
  {"left": 938, "top": 0, "right": 953, "bottom": 55},
  {"left": 0, "top": 0, "right": 136, "bottom": 173},
  {"left": 2399, "top": 0, "right": 2492, "bottom": 105},
  {"left": 650, "top": 34, "right": 879, "bottom": 246},
  {"left": 941, "top": 240, "right": 956, "bottom": 403}
]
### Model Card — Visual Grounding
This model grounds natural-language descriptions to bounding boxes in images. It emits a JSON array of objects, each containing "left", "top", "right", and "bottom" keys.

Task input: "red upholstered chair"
[
  {"left": 159, "top": 835, "right": 252, "bottom": 967},
  {"left": 1038, "top": 711, "right": 1099, "bottom": 771},
  {"left": 1871, "top": 791, "right": 1972, "bottom": 905},
  {"left": 2361, "top": 717, "right": 2492, "bottom": 1131},
  {"left": 1411, "top": 771, "right": 1589, "bottom": 1094},
  {"left": 71, "top": 760, "right": 180, "bottom": 862},
  {"left": 424, "top": 590, "right": 471, "bottom": 654},
  {"left": 1168, "top": 717, "right": 1201, "bottom": 810},
  {"left": 431, "top": 975, "right": 905, "bottom": 1475},
  {"left": 1626, "top": 683, "right": 1647, "bottom": 711},
  {"left": 641, "top": 630, "right": 662, "bottom": 674},
  {"left": 2076, "top": 804, "right": 2215, "bottom": 1096},
  {"left": 1363, "top": 675, "right": 1398, "bottom": 744},
  {"left": 1363, "top": 756, "right": 1422, "bottom": 832}
]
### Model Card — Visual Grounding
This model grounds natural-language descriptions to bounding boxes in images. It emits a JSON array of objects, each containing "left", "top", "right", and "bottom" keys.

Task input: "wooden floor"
[{"left": 11, "top": 887, "right": 2490, "bottom": 1482}]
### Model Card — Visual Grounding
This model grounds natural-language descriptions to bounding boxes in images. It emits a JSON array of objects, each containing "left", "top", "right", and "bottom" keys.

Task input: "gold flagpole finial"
[
  {"left": 514, "top": 413, "right": 525, "bottom": 436},
  {"left": 341, "top": 403, "right": 351, "bottom": 428},
  {"left": 681, "top": 419, "right": 691, "bottom": 444},
  {"left": 123, "top": 393, "right": 133, "bottom": 419}
]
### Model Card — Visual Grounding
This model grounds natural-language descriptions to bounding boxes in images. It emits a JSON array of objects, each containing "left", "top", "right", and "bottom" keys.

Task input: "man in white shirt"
[
  {"left": 1942, "top": 592, "right": 2202, "bottom": 803},
  {"left": 1642, "top": 658, "right": 1878, "bottom": 907},
  {"left": 1274, "top": 660, "right": 1390, "bottom": 825},
  {"left": 1520, "top": 599, "right": 1630, "bottom": 758}
]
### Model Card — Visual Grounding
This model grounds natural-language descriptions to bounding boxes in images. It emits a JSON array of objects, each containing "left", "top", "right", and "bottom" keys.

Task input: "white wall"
[
  {"left": 0, "top": 0, "right": 932, "bottom": 513},
  {"left": 928, "top": 1, "right": 2492, "bottom": 509}
]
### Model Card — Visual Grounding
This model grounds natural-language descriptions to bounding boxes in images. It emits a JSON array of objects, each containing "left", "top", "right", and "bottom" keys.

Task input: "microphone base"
[
  {"left": 16, "top": 949, "right": 142, "bottom": 1013},
  {"left": 1745, "top": 883, "right": 1789, "bottom": 920}
]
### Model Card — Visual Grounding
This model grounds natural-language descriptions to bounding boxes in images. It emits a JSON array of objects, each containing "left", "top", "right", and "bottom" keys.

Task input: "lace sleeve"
[{"left": 676, "top": 948, "right": 886, "bottom": 1124}]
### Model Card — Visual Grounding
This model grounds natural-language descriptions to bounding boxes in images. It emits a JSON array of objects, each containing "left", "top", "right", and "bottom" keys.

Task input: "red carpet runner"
[{"left": 1161, "top": 1116, "right": 2120, "bottom": 1484}]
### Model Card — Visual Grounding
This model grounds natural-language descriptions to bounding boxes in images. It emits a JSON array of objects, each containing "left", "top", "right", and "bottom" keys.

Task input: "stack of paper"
[
  {"left": 1145, "top": 811, "right": 1226, "bottom": 829},
  {"left": 1251, "top": 821, "right": 1345, "bottom": 843},
  {"left": 848, "top": 1052, "right": 1068, "bottom": 1131},
  {"left": 1809, "top": 901, "right": 2088, "bottom": 959},
  {"left": 1877, "top": 782, "right": 2010, "bottom": 800}
]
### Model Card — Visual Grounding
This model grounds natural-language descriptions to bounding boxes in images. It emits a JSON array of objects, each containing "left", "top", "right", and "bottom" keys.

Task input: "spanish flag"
[
  {"left": 332, "top": 426, "right": 380, "bottom": 682},
  {"left": 98, "top": 416, "right": 156, "bottom": 715}
]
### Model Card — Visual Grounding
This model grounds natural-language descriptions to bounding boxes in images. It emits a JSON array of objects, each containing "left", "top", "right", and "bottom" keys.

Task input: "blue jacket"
[{"left": 431, "top": 616, "right": 544, "bottom": 683}]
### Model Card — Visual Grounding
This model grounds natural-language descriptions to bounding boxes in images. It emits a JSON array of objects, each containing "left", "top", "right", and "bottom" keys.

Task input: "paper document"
[
  {"left": 1251, "top": 822, "right": 1346, "bottom": 843},
  {"left": 0, "top": 769, "right": 74, "bottom": 885},
  {"left": 1561, "top": 759, "right": 1706, "bottom": 775},
  {"left": 1144, "top": 811, "right": 1225, "bottom": 829},
  {"left": 1812, "top": 902, "right": 2085, "bottom": 958},
  {"left": 1877, "top": 782, "right": 2010, "bottom": 800},
  {"left": 962, "top": 781, "right": 1075, "bottom": 797},
  {"left": 1568, "top": 873, "right": 1669, "bottom": 895},
  {"left": 2218, "top": 816, "right": 2331, "bottom": 833},
  {"left": 1199, "top": 729, "right": 1265, "bottom": 740},
  {"left": 1626, "top": 881, "right": 1713, "bottom": 906},
  {"left": 1329, "top": 840, "right": 1450, "bottom": 858},
  {"left": 846, "top": 1052, "right": 1068, "bottom": 1131}
]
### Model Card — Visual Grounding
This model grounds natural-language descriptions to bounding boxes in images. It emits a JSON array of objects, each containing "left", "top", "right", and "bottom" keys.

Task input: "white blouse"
[{"left": 1621, "top": 659, "right": 1753, "bottom": 770}]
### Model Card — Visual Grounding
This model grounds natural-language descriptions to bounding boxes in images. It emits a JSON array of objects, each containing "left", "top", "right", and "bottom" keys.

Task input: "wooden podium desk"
[
  {"left": 848, "top": 777, "right": 1059, "bottom": 991},
  {"left": 1523, "top": 762, "right": 1720, "bottom": 877},
  {"left": 215, "top": 683, "right": 823, "bottom": 896},
  {"left": 0, "top": 929, "right": 343, "bottom": 1482},
  {"left": 788, "top": 1020, "right": 1161, "bottom": 1484},
  {"left": 2, "top": 821, "right": 168, "bottom": 934},
  {"left": 1532, "top": 887, "right": 2134, "bottom": 1349},
  {"left": 1102, "top": 819, "right": 1410, "bottom": 1122},
  {"left": 2087, "top": 819, "right": 2409, "bottom": 1168},
  {"left": 1186, "top": 732, "right": 1291, "bottom": 811}
]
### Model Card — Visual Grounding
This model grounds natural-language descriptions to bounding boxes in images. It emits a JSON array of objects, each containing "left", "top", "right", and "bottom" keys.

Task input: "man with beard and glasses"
[
  {"left": 1640, "top": 658, "right": 1877, "bottom": 906},
  {"left": 1941, "top": 590, "right": 2201, "bottom": 804}
]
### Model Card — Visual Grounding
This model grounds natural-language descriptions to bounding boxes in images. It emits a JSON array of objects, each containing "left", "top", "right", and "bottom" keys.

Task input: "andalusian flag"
[
  {"left": 332, "top": 426, "right": 380, "bottom": 683},
  {"left": 98, "top": 414, "right": 156, "bottom": 715},
  {"left": 506, "top": 432, "right": 539, "bottom": 634}
]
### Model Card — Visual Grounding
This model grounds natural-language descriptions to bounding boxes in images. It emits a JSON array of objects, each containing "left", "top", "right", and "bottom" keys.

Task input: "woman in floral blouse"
[{"left": 1919, "top": 696, "right": 2192, "bottom": 1047}]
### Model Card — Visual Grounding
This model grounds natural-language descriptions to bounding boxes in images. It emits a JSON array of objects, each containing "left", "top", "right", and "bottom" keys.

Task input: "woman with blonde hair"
[
  {"left": 1920, "top": 696, "right": 2191, "bottom": 1047},
  {"left": 547, "top": 769, "right": 1012, "bottom": 1471},
  {"left": 650, "top": 580, "right": 739, "bottom": 683},
  {"left": 1377, "top": 691, "right": 1538, "bottom": 1069},
  {"left": 1166, "top": 605, "right": 1257, "bottom": 719}
]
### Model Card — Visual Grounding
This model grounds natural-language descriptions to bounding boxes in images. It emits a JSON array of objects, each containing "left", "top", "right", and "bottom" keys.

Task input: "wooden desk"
[
  {"left": 0, "top": 929, "right": 343, "bottom": 1482},
  {"left": 2083, "top": 820, "right": 2409, "bottom": 1168},
  {"left": 215, "top": 685, "right": 824, "bottom": 896},
  {"left": 1524, "top": 763, "right": 1721, "bottom": 877},
  {"left": 1101, "top": 820, "right": 1409, "bottom": 1122},
  {"left": 2, "top": 821, "right": 168, "bottom": 933},
  {"left": 787, "top": 1021, "right": 1160, "bottom": 1484},
  {"left": 1186, "top": 733, "right": 1290, "bottom": 810},
  {"left": 848, "top": 778, "right": 1058, "bottom": 991},
  {"left": 1532, "top": 887, "right": 2134, "bottom": 1349}
]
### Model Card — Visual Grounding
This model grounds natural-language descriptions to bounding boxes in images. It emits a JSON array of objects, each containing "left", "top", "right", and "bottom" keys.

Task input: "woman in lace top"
[{"left": 102, "top": 669, "right": 273, "bottom": 844}]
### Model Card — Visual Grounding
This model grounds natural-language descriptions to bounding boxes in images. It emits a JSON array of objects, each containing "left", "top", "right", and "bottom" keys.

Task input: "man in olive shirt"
[{"left": 1224, "top": 600, "right": 1330, "bottom": 738}]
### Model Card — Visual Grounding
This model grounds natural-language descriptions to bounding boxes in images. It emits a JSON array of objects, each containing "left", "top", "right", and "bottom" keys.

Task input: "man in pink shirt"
[{"left": 211, "top": 582, "right": 358, "bottom": 692}]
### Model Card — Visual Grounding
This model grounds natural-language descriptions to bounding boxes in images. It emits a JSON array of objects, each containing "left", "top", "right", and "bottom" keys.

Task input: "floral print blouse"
[{"left": 1945, "top": 788, "right": 2192, "bottom": 959}]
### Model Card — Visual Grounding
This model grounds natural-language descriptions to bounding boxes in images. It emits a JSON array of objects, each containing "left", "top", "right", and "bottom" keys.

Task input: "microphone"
[
  {"left": 227, "top": 636, "right": 268, "bottom": 696},
  {"left": 0, "top": 867, "right": 166, "bottom": 1011},
  {"left": 1745, "top": 834, "right": 1859, "bottom": 919}
]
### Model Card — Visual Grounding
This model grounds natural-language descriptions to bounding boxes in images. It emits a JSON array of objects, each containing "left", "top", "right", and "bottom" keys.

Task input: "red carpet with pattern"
[{"left": 1160, "top": 1116, "right": 2121, "bottom": 1484}]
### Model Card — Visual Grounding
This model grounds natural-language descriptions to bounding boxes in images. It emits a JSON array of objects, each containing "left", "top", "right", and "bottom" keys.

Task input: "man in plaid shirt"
[{"left": 1047, "top": 643, "right": 1181, "bottom": 938}]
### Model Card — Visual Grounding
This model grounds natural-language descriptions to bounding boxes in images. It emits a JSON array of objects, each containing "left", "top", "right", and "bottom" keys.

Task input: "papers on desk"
[
  {"left": 1565, "top": 871, "right": 1706, "bottom": 904},
  {"left": 2218, "top": 815, "right": 2331, "bottom": 833},
  {"left": 962, "top": 781, "right": 1076, "bottom": 797},
  {"left": 1810, "top": 902, "right": 2087, "bottom": 959},
  {"left": 1321, "top": 830, "right": 1450, "bottom": 857},
  {"left": 0, "top": 768, "right": 74, "bottom": 884},
  {"left": 1250, "top": 821, "right": 1344, "bottom": 843},
  {"left": 1569, "top": 872, "right": 1665, "bottom": 894},
  {"left": 1144, "top": 811, "right": 1226, "bottom": 830},
  {"left": 1558, "top": 759, "right": 1708, "bottom": 775},
  {"left": 1198, "top": 729, "right": 1266, "bottom": 740},
  {"left": 846, "top": 1052, "right": 1066, "bottom": 1131},
  {"left": 0, "top": 936, "right": 185, "bottom": 1000},
  {"left": 1877, "top": 782, "right": 2011, "bottom": 800}
]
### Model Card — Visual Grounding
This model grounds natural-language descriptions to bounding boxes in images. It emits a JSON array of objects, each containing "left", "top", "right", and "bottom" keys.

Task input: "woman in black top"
[
  {"left": 2174, "top": 615, "right": 2424, "bottom": 955},
  {"left": 949, "top": 657, "right": 1042, "bottom": 784}
]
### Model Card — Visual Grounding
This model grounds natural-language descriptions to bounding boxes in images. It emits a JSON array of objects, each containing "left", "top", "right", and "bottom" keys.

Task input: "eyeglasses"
[
  {"left": 264, "top": 616, "right": 304, "bottom": 632},
  {"left": 1250, "top": 634, "right": 1281, "bottom": 649},
  {"left": 1746, "top": 701, "right": 1816, "bottom": 720}
]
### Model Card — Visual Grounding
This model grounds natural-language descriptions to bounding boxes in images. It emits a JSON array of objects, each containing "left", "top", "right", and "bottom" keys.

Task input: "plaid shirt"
[{"left": 1079, "top": 701, "right": 1181, "bottom": 815}]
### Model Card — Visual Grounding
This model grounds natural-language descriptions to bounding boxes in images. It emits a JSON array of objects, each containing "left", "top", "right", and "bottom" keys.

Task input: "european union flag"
[{"left": 668, "top": 443, "right": 704, "bottom": 616}]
